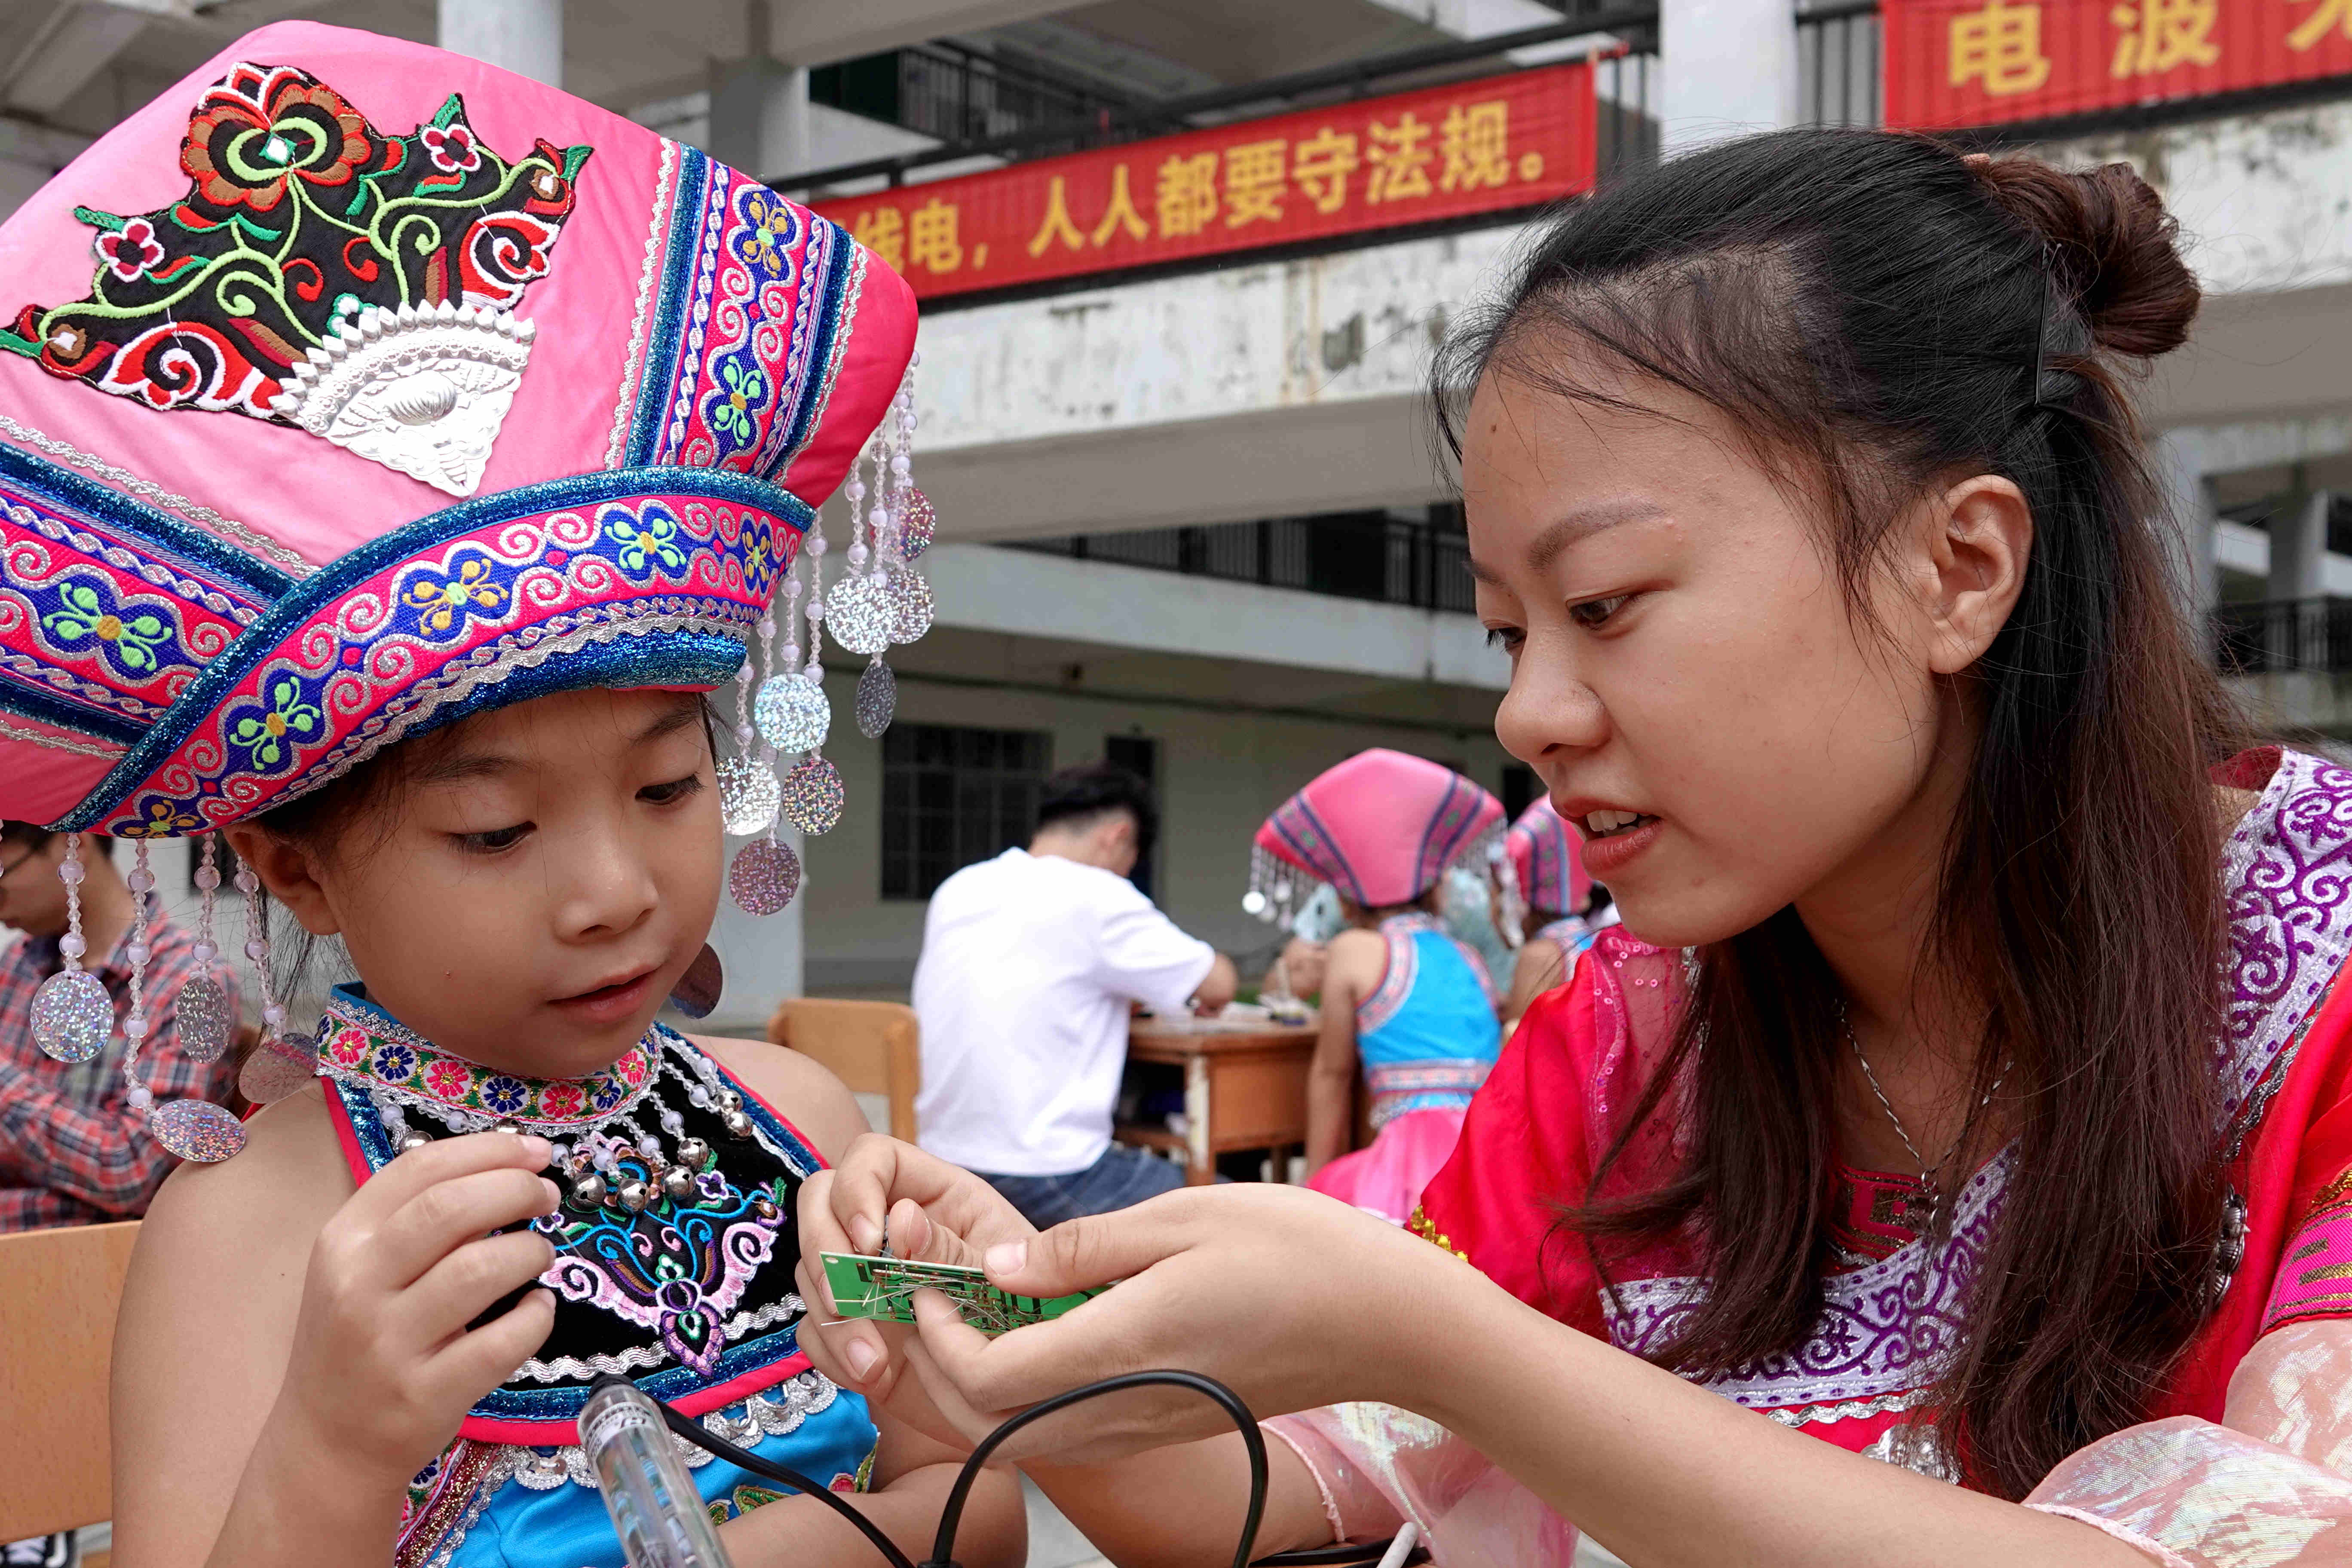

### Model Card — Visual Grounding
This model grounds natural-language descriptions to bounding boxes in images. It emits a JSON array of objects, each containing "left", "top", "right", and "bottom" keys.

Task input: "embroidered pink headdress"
[
  {"left": 0, "top": 23, "right": 931, "bottom": 1162},
  {"left": 1245, "top": 748, "right": 1504, "bottom": 927},
  {"left": 1508, "top": 796, "right": 1591, "bottom": 917}
]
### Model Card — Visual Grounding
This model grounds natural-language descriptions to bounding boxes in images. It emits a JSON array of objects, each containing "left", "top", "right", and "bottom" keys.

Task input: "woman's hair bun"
[{"left": 1966, "top": 155, "right": 2199, "bottom": 359}]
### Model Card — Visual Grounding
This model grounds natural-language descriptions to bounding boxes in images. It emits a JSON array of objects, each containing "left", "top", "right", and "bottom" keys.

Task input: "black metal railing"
[
  {"left": 812, "top": 42, "right": 1134, "bottom": 154},
  {"left": 2215, "top": 599, "right": 2352, "bottom": 677},
  {"left": 775, "top": 6, "right": 1664, "bottom": 193},
  {"left": 1798, "top": 1, "right": 1881, "bottom": 127},
  {"left": 1005, "top": 508, "right": 1477, "bottom": 615}
]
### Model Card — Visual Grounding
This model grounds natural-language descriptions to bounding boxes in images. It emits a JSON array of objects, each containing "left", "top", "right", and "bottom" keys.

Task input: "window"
[
  {"left": 1104, "top": 734, "right": 1160, "bottom": 900},
  {"left": 882, "top": 724, "right": 1052, "bottom": 900}
]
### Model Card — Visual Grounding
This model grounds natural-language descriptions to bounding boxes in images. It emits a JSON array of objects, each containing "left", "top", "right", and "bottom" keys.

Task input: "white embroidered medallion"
[{"left": 269, "top": 302, "right": 536, "bottom": 497}]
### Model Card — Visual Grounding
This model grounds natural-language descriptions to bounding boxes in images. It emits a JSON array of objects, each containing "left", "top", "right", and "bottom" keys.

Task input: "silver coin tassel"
[
  {"left": 30, "top": 833, "right": 110, "bottom": 1063},
  {"left": 130, "top": 838, "right": 244, "bottom": 1163}
]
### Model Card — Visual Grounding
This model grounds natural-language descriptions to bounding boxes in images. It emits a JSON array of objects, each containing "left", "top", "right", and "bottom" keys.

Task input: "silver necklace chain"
[{"left": 1841, "top": 1004, "right": 2005, "bottom": 1214}]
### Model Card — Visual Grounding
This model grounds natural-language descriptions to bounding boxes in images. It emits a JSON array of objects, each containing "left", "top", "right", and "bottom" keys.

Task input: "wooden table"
[{"left": 1116, "top": 1016, "right": 1319, "bottom": 1185}]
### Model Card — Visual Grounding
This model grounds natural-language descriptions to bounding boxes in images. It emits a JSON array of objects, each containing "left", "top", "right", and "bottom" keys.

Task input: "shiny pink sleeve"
[
  {"left": 2024, "top": 1320, "right": 2352, "bottom": 1564},
  {"left": 1263, "top": 1404, "right": 1582, "bottom": 1567}
]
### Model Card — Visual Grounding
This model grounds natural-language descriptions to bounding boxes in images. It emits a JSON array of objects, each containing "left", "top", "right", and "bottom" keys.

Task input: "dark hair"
[
  {"left": 1035, "top": 762, "right": 1158, "bottom": 863},
  {"left": 1438, "top": 129, "right": 2235, "bottom": 1498}
]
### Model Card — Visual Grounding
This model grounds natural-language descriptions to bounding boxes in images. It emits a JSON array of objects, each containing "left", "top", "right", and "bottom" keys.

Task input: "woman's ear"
[
  {"left": 221, "top": 824, "right": 343, "bottom": 937},
  {"left": 1918, "top": 475, "right": 2033, "bottom": 676}
]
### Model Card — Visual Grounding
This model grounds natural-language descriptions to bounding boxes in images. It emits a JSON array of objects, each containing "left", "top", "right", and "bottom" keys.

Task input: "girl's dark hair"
[{"left": 1436, "top": 129, "right": 2237, "bottom": 1498}]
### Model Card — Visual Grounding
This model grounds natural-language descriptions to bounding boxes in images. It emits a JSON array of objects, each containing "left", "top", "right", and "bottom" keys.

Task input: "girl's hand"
[
  {"left": 794, "top": 1134, "right": 1036, "bottom": 1436},
  {"left": 899, "top": 1183, "right": 1472, "bottom": 1464},
  {"left": 276, "top": 1131, "right": 561, "bottom": 1482}
]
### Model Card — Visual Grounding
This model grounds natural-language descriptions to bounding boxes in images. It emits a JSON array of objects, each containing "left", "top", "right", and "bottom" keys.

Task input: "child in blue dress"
[{"left": 1246, "top": 750, "right": 1506, "bottom": 1224}]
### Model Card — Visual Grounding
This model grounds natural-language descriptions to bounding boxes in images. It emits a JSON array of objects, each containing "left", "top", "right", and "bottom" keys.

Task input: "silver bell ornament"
[{"left": 662, "top": 1166, "right": 699, "bottom": 1203}]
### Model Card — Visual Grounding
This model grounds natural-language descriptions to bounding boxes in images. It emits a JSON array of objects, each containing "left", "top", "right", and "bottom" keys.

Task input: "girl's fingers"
[
  {"left": 793, "top": 1255, "right": 897, "bottom": 1397},
  {"left": 373, "top": 1167, "right": 562, "bottom": 1289},
  {"left": 428, "top": 1286, "right": 559, "bottom": 1404},
  {"left": 353, "top": 1132, "right": 553, "bottom": 1225},
  {"left": 825, "top": 1135, "right": 1034, "bottom": 1256},
  {"left": 404, "top": 1228, "right": 560, "bottom": 1348}
]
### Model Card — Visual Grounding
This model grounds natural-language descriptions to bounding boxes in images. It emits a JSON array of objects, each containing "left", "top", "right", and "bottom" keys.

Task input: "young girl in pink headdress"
[
  {"left": 0, "top": 22, "right": 1021, "bottom": 1568},
  {"left": 1500, "top": 796, "right": 1617, "bottom": 1031},
  {"left": 1247, "top": 750, "right": 1505, "bottom": 1225}
]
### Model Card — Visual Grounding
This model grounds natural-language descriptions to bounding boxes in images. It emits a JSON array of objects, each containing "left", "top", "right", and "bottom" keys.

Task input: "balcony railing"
[
  {"left": 2215, "top": 598, "right": 2352, "bottom": 677},
  {"left": 1004, "top": 509, "right": 1477, "bottom": 616}
]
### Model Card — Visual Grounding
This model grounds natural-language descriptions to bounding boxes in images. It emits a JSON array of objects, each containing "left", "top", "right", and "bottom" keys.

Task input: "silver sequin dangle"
[
  {"left": 176, "top": 835, "right": 232, "bottom": 1063},
  {"left": 128, "top": 839, "right": 244, "bottom": 1164},
  {"left": 854, "top": 657, "right": 896, "bottom": 739},
  {"left": 31, "top": 833, "right": 111, "bottom": 1063}
]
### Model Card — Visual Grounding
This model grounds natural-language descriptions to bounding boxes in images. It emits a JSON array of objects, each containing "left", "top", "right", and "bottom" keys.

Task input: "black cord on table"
[
  {"left": 621, "top": 1368, "right": 1276, "bottom": 1568},
  {"left": 922, "top": 1369, "right": 1270, "bottom": 1568}
]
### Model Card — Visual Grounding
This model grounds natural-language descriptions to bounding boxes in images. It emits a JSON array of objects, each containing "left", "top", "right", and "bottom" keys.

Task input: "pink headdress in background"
[
  {"left": 1245, "top": 748, "right": 1504, "bottom": 927},
  {"left": 1508, "top": 796, "right": 1592, "bottom": 917},
  {"left": 0, "top": 23, "right": 930, "bottom": 1163}
]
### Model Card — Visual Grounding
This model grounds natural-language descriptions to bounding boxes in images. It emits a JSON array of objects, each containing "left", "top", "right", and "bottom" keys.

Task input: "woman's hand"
[
  {"left": 794, "top": 1134, "right": 1038, "bottom": 1441},
  {"left": 898, "top": 1182, "right": 1476, "bottom": 1464},
  {"left": 273, "top": 1131, "right": 560, "bottom": 1482}
]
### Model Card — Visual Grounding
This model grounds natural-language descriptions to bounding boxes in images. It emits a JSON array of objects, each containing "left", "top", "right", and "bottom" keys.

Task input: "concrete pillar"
[
  {"left": 438, "top": 0, "right": 564, "bottom": 88},
  {"left": 2269, "top": 489, "right": 2328, "bottom": 604},
  {"left": 2150, "top": 428, "right": 2219, "bottom": 612},
  {"left": 1659, "top": 0, "right": 1798, "bottom": 153},
  {"left": 709, "top": 58, "right": 810, "bottom": 181}
]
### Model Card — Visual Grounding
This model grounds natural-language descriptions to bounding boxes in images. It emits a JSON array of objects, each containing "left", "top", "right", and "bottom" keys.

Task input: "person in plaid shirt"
[{"left": 0, "top": 823, "right": 239, "bottom": 1233}]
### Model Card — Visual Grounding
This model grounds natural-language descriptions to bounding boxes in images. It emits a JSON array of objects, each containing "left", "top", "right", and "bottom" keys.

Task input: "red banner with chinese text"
[
  {"left": 811, "top": 63, "right": 1596, "bottom": 300},
  {"left": 1885, "top": 0, "right": 2352, "bottom": 129}
]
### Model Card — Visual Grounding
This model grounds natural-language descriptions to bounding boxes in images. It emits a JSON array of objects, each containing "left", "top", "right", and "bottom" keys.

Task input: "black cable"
[
  {"left": 624, "top": 1366, "right": 1406, "bottom": 1568},
  {"left": 922, "top": 1369, "right": 1269, "bottom": 1568}
]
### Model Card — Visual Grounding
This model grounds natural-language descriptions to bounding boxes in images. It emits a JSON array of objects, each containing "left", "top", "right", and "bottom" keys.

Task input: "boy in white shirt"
[{"left": 913, "top": 763, "right": 1237, "bottom": 1225}]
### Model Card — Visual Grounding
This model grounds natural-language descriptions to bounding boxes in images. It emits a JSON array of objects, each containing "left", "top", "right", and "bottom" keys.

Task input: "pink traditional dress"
[
  {"left": 1247, "top": 750, "right": 1504, "bottom": 1225},
  {"left": 1269, "top": 747, "right": 2352, "bottom": 1565}
]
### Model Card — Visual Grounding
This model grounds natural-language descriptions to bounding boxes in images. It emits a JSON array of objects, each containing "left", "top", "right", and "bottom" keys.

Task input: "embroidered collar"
[{"left": 314, "top": 985, "right": 653, "bottom": 1130}]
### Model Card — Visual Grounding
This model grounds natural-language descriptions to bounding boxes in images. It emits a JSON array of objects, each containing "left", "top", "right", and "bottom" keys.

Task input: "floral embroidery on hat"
[{"left": 0, "top": 61, "right": 594, "bottom": 498}]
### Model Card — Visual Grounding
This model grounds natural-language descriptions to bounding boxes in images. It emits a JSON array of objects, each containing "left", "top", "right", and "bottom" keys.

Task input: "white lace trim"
[
  {"left": 508, "top": 1369, "right": 841, "bottom": 1490},
  {"left": 607, "top": 137, "right": 678, "bottom": 471},
  {"left": 0, "top": 714, "right": 122, "bottom": 760},
  {"left": 511, "top": 1297, "right": 803, "bottom": 1382}
]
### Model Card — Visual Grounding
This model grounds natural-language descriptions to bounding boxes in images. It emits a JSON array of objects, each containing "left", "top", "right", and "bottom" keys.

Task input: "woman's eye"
[
  {"left": 1568, "top": 594, "right": 1632, "bottom": 630},
  {"left": 640, "top": 772, "right": 706, "bottom": 805},
  {"left": 456, "top": 824, "right": 530, "bottom": 854},
  {"left": 1485, "top": 625, "right": 1526, "bottom": 654}
]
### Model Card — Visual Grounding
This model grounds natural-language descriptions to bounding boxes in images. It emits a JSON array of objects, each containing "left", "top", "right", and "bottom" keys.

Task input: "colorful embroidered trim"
[
  {"left": 1, "top": 62, "right": 589, "bottom": 496},
  {"left": 61, "top": 466, "right": 801, "bottom": 835},
  {"left": 1366, "top": 1058, "right": 1491, "bottom": 1129},
  {"left": 2262, "top": 1166, "right": 2352, "bottom": 1333},
  {"left": 617, "top": 147, "right": 864, "bottom": 490},
  {"left": 315, "top": 991, "right": 653, "bottom": 1128}
]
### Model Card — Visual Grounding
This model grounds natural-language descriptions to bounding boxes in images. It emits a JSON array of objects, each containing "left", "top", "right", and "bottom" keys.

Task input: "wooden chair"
[
  {"left": 766, "top": 998, "right": 921, "bottom": 1144},
  {"left": 0, "top": 1220, "right": 141, "bottom": 1540}
]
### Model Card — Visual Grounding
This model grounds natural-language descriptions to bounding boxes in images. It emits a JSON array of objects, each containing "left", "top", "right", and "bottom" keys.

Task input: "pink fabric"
[
  {"left": 1507, "top": 797, "right": 1591, "bottom": 916},
  {"left": 1307, "top": 1106, "right": 1470, "bottom": 1227},
  {"left": 0, "top": 22, "right": 903, "bottom": 568},
  {"left": 1256, "top": 749, "right": 1504, "bottom": 910}
]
